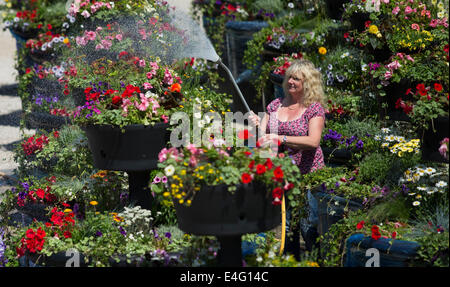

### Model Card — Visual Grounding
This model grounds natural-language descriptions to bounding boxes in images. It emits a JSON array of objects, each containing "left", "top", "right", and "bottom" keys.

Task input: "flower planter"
[
  {"left": 174, "top": 182, "right": 280, "bottom": 266},
  {"left": 344, "top": 234, "right": 420, "bottom": 267},
  {"left": 82, "top": 123, "right": 170, "bottom": 209},
  {"left": 225, "top": 21, "right": 268, "bottom": 78},
  {"left": 420, "top": 116, "right": 449, "bottom": 163},
  {"left": 312, "top": 190, "right": 363, "bottom": 236}
]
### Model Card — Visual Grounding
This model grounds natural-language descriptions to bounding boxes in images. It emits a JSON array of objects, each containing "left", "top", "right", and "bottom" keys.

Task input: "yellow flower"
[
  {"left": 90, "top": 201, "right": 98, "bottom": 206},
  {"left": 63, "top": 38, "right": 70, "bottom": 44},
  {"left": 318, "top": 46, "right": 327, "bottom": 55},
  {"left": 64, "top": 209, "right": 73, "bottom": 213},
  {"left": 368, "top": 25, "right": 379, "bottom": 34},
  {"left": 163, "top": 192, "right": 170, "bottom": 197}
]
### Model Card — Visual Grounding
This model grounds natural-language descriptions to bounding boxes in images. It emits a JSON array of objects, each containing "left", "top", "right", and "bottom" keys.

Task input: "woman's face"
[{"left": 287, "top": 72, "right": 304, "bottom": 97}]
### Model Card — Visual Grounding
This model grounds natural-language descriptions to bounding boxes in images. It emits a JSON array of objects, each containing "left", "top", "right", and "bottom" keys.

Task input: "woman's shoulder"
[
  {"left": 305, "top": 102, "right": 326, "bottom": 118},
  {"left": 266, "top": 97, "right": 282, "bottom": 113}
]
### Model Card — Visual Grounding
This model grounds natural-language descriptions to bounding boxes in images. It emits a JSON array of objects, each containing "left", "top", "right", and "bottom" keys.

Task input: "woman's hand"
[
  {"left": 259, "top": 133, "right": 281, "bottom": 146},
  {"left": 249, "top": 111, "right": 261, "bottom": 127}
]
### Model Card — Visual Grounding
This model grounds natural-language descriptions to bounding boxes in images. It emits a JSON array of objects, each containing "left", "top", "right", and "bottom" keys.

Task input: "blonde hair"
[{"left": 282, "top": 59, "right": 326, "bottom": 107}]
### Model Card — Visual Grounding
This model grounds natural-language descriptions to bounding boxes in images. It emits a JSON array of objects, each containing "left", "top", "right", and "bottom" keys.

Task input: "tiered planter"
[
  {"left": 345, "top": 234, "right": 420, "bottom": 267},
  {"left": 174, "top": 182, "right": 280, "bottom": 266},
  {"left": 82, "top": 123, "right": 170, "bottom": 209}
]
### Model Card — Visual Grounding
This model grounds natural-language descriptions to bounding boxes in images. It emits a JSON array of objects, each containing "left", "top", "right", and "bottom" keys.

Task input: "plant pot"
[
  {"left": 225, "top": 21, "right": 269, "bottom": 78},
  {"left": 23, "top": 251, "right": 88, "bottom": 267},
  {"left": 345, "top": 234, "right": 420, "bottom": 267},
  {"left": 420, "top": 116, "right": 449, "bottom": 163},
  {"left": 174, "top": 182, "right": 280, "bottom": 266},
  {"left": 325, "top": 0, "right": 350, "bottom": 20},
  {"left": 349, "top": 12, "right": 370, "bottom": 32},
  {"left": 367, "top": 45, "right": 392, "bottom": 63},
  {"left": 82, "top": 123, "right": 170, "bottom": 209},
  {"left": 321, "top": 147, "right": 353, "bottom": 166},
  {"left": 380, "top": 80, "right": 414, "bottom": 122},
  {"left": 312, "top": 190, "right": 363, "bottom": 236},
  {"left": 24, "top": 111, "right": 71, "bottom": 133}
]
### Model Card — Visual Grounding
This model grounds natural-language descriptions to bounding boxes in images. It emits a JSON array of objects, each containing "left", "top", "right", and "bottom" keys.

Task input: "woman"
[{"left": 249, "top": 59, "right": 326, "bottom": 260}]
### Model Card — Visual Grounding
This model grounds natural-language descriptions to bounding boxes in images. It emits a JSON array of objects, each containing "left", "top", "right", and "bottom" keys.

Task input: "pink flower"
[
  {"left": 121, "top": 98, "right": 133, "bottom": 116},
  {"left": 405, "top": 54, "right": 415, "bottom": 62},
  {"left": 101, "top": 39, "right": 112, "bottom": 50},
  {"left": 143, "top": 82, "right": 153, "bottom": 90},
  {"left": 139, "top": 29, "right": 147, "bottom": 40},
  {"left": 135, "top": 93, "right": 150, "bottom": 111},
  {"left": 115, "top": 34, "right": 123, "bottom": 41},
  {"left": 150, "top": 98, "right": 160, "bottom": 114},
  {"left": 146, "top": 71, "right": 155, "bottom": 80},
  {"left": 95, "top": 43, "right": 104, "bottom": 50},
  {"left": 81, "top": 10, "right": 91, "bottom": 18},
  {"left": 138, "top": 59, "right": 146, "bottom": 67},
  {"left": 384, "top": 70, "right": 393, "bottom": 80},
  {"left": 411, "top": 23, "right": 420, "bottom": 31},
  {"left": 84, "top": 30, "right": 96, "bottom": 41},
  {"left": 405, "top": 6, "right": 413, "bottom": 14},
  {"left": 163, "top": 68, "right": 173, "bottom": 85},
  {"left": 161, "top": 115, "right": 169, "bottom": 123},
  {"left": 392, "top": 6, "right": 400, "bottom": 15},
  {"left": 189, "top": 155, "right": 198, "bottom": 167},
  {"left": 381, "top": 0, "right": 389, "bottom": 3},
  {"left": 387, "top": 60, "right": 401, "bottom": 70},
  {"left": 75, "top": 36, "right": 88, "bottom": 46}
]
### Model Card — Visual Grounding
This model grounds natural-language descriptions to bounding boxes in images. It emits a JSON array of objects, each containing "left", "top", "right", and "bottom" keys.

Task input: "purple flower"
[
  {"left": 335, "top": 182, "right": 340, "bottom": 188},
  {"left": 164, "top": 232, "right": 171, "bottom": 239},
  {"left": 356, "top": 139, "right": 364, "bottom": 149},
  {"left": 161, "top": 176, "right": 167, "bottom": 183},
  {"left": 153, "top": 176, "right": 161, "bottom": 184},
  {"left": 96, "top": 231, "right": 103, "bottom": 237},
  {"left": 119, "top": 226, "right": 127, "bottom": 236},
  {"left": 21, "top": 181, "right": 30, "bottom": 191}
]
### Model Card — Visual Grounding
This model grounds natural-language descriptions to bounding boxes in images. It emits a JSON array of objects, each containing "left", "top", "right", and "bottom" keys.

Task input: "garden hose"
[{"left": 279, "top": 194, "right": 286, "bottom": 256}]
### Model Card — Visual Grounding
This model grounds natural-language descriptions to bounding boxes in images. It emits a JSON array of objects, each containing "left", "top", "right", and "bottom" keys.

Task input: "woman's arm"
[
  {"left": 262, "top": 116, "right": 325, "bottom": 150},
  {"left": 249, "top": 111, "right": 269, "bottom": 135}
]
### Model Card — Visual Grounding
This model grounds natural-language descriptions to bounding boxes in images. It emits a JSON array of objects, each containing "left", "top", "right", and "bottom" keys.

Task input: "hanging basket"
[{"left": 174, "top": 182, "right": 280, "bottom": 236}]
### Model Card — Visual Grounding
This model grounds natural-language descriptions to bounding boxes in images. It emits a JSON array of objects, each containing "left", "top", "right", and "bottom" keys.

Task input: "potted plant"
[{"left": 153, "top": 139, "right": 304, "bottom": 266}]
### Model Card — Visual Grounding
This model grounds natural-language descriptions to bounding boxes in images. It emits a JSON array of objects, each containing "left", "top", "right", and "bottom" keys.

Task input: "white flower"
[
  {"left": 412, "top": 201, "right": 421, "bottom": 206},
  {"left": 341, "top": 52, "right": 349, "bottom": 58},
  {"left": 424, "top": 167, "right": 436, "bottom": 175},
  {"left": 381, "top": 128, "right": 391, "bottom": 133},
  {"left": 256, "top": 256, "right": 263, "bottom": 262},
  {"left": 288, "top": 2, "right": 294, "bottom": 9},
  {"left": 436, "top": 181, "right": 447, "bottom": 188},
  {"left": 417, "top": 186, "right": 427, "bottom": 191},
  {"left": 164, "top": 165, "right": 175, "bottom": 176},
  {"left": 268, "top": 251, "right": 275, "bottom": 259}
]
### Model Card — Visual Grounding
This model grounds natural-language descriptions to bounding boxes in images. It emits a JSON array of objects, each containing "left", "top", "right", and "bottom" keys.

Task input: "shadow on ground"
[{"left": 0, "top": 83, "right": 18, "bottom": 96}]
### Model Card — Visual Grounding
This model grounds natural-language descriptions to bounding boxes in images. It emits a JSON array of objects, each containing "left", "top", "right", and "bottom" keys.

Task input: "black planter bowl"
[
  {"left": 82, "top": 123, "right": 170, "bottom": 209},
  {"left": 174, "top": 183, "right": 280, "bottom": 236},
  {"left": 23, "top": 251, "right": 88, "bottom": 267},
  {"left": 82, "top": 123, "right": 170, "bottom": 171},
  {"left": 24, "top": 111, "right": 71, "bottom": 132},
  {"left": 174, "top": 182, "right": 280, "bottom": 267}
]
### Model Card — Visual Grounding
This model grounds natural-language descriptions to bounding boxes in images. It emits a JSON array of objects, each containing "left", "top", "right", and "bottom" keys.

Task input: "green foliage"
[
  {"left": 366, "top": 197, "right": 411, "bottom": 223},
  {"left": 357, "top": 152, "right": 395, "bottom": 185}
]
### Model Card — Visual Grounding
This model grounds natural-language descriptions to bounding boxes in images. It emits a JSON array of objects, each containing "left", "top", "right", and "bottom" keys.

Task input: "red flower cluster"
[
  {"left": 242, "top": 157, "right": 292, "bottom": 205},
  {"left": 16, "top": 227, "right": 46, "bottom": 257},
  {"left": 371, "top": 225, "right": 381, "bottom": 240},
  {"left": 49, "top": 205, "right": 76, "bottom": 239},
  {"left": 21, "top": 134, "right": 49, "bottom": 155},
  {"left": 16, "top": 9, "right": 37, "bottom": 21}
]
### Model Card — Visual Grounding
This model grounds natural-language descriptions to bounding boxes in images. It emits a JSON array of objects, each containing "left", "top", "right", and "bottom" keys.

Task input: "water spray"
[{"left": 216, "top": 59, "right": 251, "bottom": 113}]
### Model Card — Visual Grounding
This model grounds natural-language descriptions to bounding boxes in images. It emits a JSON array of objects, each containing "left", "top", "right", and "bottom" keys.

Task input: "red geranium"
[
  {"left": 356, "top": 220, "right": 365, "bottom": 230},
  {"left": 371, "top": 225, "right": 381, "bottom": 240},
  {"left": 273, "top": 166, "right": 284, "bottom": 179},
  {"left": 434, "top": 83, "right": 443, "bottom": 92},
  {"left": 241, "top": 173, "right": 252, "bottom": 184},
  {"left": 256, "top": 164, "right": 266, "bottom": 175}
]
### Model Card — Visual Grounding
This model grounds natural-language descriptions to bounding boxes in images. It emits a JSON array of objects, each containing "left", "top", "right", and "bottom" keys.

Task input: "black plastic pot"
[
  {"left": 82, "top": 123, "right": 170, "bottom": 209},
  {"left": 420, "top": 116, "right": 449, "bottom": 163},
  {"left": 225, "top": 21, "right": 268, "bottom": 78},
  {"left": 349, "top": 12, "right": 370, "bottom": 32},
  {"left": 23, "top": 251, "right": 88, "bottom": 267},
  {"left": 321, "top": 147, "right": 353, "bottom": 166},
  {"left": 312, "top": 190, "right": 363, "bottom": 236},
  {"left": 24, "top": 111, "right": 71, "bottom": 132},
  {"left": 325, "top": 0, "right": 350, "bottom": 20},
  {"left": 174, "top": 182, "right": 280, "bottom": 266},
  {"left": 345, "top": 234, "right": 420, "bottom": 267}
]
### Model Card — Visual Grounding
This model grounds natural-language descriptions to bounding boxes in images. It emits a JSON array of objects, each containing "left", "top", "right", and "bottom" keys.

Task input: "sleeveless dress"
[{"left": 266, "top": 98, "right": 326, "bottom": 174}]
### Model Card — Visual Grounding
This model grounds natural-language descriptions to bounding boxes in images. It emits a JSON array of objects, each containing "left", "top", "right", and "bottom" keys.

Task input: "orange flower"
[{"left": 169, "top": 83, "right": 181, "bottom": 93}]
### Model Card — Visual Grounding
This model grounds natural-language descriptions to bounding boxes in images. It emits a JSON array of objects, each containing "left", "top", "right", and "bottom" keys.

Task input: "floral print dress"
[{"left": 266, "top": 98, "right": 326, "bottom": 174}]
